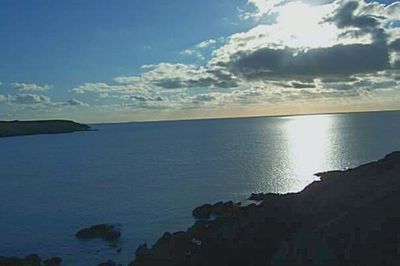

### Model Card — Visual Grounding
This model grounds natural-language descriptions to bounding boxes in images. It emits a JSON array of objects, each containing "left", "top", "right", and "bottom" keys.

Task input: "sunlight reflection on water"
[{"left": 283, "top": 114, "right": 336, "bottom": 192}]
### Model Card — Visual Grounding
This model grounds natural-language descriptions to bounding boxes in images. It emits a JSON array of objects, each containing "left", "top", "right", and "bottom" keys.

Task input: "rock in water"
[
  {"left": 24, "top": 254, "right": 42, "bottom": 266},
  {"left": 43, "top": 257, "right": 62, "bottom": 266},
  {"left": 0, "top": 254, "right": 61, "bottom": 266},
  {"left": 97, "top": 260, "right": 117, "bottom": 266},
  {"left": 75, "top": 224, "right": 121, "bottom": 242}
]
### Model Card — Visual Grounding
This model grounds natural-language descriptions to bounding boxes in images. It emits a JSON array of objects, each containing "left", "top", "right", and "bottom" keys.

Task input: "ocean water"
[{"left": 1, "top": 111, "right": 399, "bottom": 265}]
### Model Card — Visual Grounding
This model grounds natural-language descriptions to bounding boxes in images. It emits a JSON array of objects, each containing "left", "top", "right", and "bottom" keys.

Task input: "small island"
[{"left": 0, "top": 120, "right": 92, "bottom": 138}]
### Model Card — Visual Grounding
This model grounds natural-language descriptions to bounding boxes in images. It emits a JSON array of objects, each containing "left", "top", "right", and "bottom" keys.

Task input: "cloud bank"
[{"left": 2, "top": 0, "right": 400, "bottom": 121}]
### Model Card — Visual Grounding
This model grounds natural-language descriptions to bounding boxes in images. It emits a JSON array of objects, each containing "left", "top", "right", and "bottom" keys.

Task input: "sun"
[{"left": 274, "top": 1, "right": 340, "bottom": 48}]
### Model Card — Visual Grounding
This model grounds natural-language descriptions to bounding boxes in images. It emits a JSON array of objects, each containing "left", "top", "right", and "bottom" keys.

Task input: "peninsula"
[{"left": 0, "top": 120, "right": 92, "bottom": 138}]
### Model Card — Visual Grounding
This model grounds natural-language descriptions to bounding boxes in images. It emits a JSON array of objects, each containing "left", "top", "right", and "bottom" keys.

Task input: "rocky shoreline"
[
  {"left": 130, "top": 151, "right": 400, "bottom": 266},
  {"left": 2, "top": 151, "right": 400, "bottom": 265}
]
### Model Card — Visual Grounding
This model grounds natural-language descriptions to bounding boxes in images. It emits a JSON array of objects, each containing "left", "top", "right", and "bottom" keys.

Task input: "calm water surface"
[{"left": 1, "top": 111, "right": 399, "bottom": 265}]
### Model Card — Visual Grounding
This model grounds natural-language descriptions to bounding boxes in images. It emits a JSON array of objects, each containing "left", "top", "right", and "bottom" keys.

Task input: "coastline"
[{"left": 131, "top": 151, "right": 400, "bottom": 266}]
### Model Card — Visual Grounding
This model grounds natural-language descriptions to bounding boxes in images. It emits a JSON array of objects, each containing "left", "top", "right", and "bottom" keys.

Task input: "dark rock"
[
  {"left": 192, "top": 204, "right": 213, "bottom": 219},
  {"left": 192, "top": 201, "right": 241, "bottom": 220},
  {"left": 249, "top": 192, "right": 292, "bottom": 203},
  {"left": 135, "top": 243, "right": 151, "bottom": 259},
  {"left": 0, "top": 254, "right": 43, "bottom": 266},
  {"left": 212, "top": 201, "right": 240, "bottom": 217},
  {"left": 248, "top": 192, "right": 269, "bottom": 201},
  {"left": 0, "top": 255, "right": 62, "bottom": 266},
  {"left": 75, "top": 224, "right": 121, "bottom": 242},
  {"left": 43, "top": 257, "right": 62, "bottom": 266},
  {"left": 0, "top": 256, "right": 25, "bottom": 266},
  {"left": 24, "top": 254, "right": 41, "bottom": 266},
  {"left": 97, "top": 260, "right": 117, "bottom": 266}
]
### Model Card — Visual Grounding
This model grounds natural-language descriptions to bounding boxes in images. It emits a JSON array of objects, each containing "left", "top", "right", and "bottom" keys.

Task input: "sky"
[{"left": 0, "top": 0, "right": 399, "bottom": 123}]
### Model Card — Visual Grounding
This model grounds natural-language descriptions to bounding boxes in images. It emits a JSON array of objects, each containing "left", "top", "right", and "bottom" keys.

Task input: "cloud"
[
  {"left": 325, "top": 0, "right": 392, "bottom": 44},
  {"left": 209, "top": 0, "right": 399, "bottom": 84},
  {"left": 196, "top": 39, "right": 217, "bottom": 49},
  {"left": 72, "top": 82, "right": 150, "bottom": 94},
  {"left": 290, "top": 81, "right": 316, "bottom": 89},
  {"left": 125, "top": 95, "right": 164, "bottom": 103},
  {"left": 63, "top": 0, "right": 400, "bottom": 117},
  {"left": 11, "top": 94, "right": 51, "bottom": 104},
  {"left": 390, "top": 38, "right": 400, "bottom": 51},
  {"left": 181, "top": 39, "right": 219, "bottom": 60},
  {"left": 11, "top": 82, "right": 52, "bottom": 91},
  {"left": 225, "top": 43, "right": 389, "bottom": 80},
  {"left": 65, "top": 99, "right": 89, "bottom": 107},
  {"left": 329, "top": 1, "right": 380, "bottom": 29},
  {"left": 146, "top": 64, "right": 238, "bottom": 89},
  {"left": 181, "top": 49, "right": 205, "bottom": 60},
  {"left": 0, "top": 93, "right": 89, "bottom": 112},
  {"left": 0, "top": 94, "right": 7, "bottom": 102},
  {"left": 73, "top": 63, "right": 239, "bottom": 96},
  {"left": 191, "top": 94, "right": 217, "bottom": 104}
]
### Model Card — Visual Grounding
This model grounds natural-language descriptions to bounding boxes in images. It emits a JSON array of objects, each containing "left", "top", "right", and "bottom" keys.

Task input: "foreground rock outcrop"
[
  {"left": 0, "top": 120, "right": 92, "bottom": 138},
  {"left": 0, "top": 254, "right": 62, "bottom": 266},
  {"left": 130, "top": 151, "right": 400, "bottom": 266}
]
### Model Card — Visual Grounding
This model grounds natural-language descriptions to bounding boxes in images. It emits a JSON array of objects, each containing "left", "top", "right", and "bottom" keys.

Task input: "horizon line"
[{"left": 90, "top": 108, "right": 400, "bottom": 126}]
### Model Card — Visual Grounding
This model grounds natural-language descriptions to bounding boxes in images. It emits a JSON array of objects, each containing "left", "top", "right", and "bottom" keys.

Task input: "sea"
[{"left": 1, "top": 111, "right": 399, "bottom": 265}]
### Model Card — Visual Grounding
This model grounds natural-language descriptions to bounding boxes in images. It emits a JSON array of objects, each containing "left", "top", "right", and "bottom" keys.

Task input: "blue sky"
[
  {"left": 0, "top": 0, "right": 250, "bottom": 88},
  {"left": 0, "top": 0, "right": 399, "bottom": 122}
]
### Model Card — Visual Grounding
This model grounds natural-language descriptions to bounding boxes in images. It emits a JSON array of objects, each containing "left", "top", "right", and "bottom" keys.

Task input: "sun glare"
[
  {"left": 284, "top": 114, "right": 335, "bottom": 190},
  {"left": 275, "top": 2, "right": 339, "bottom": 48}
]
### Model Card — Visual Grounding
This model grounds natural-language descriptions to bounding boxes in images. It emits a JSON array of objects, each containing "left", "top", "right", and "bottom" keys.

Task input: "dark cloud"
[
  {"left": 290, "top": 81, "right": 316, "bottom": 88},
  {"left": 326, "top": 0, "right": 387, "bottom": 43},
  {"left": 331, "top": 1, "right": 380, "bottom": 29},
  {"left": 129, "top": 95, "right": 164, "bottom": 102},
  {"left": 153, "top": 79, "right": 186, "bottom": 89},
  {"left": 320, "top": 76, "right": 358, "bottom": 83},
  {"left": 389, "top": 39, "right": 400, "bottom": 51},
  {"left": 152, "top": 72, "right": 239, "bottom": 90},
  {"left": 227, "top": 43, "right": 389, "bottom": 79},
  {"left": 65, "top": 99, "right": 88, "bottom": 106}
]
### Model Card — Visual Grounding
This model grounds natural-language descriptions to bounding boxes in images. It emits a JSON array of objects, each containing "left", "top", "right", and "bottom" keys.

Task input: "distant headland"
[{"left": 0, "top": 120, "right": 92, "bottom": 138}]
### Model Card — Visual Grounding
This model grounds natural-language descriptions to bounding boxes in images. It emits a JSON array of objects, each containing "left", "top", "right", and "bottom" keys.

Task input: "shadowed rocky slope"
[{"left": 131, "top": 151, "right": 400, "bottom": 266}]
